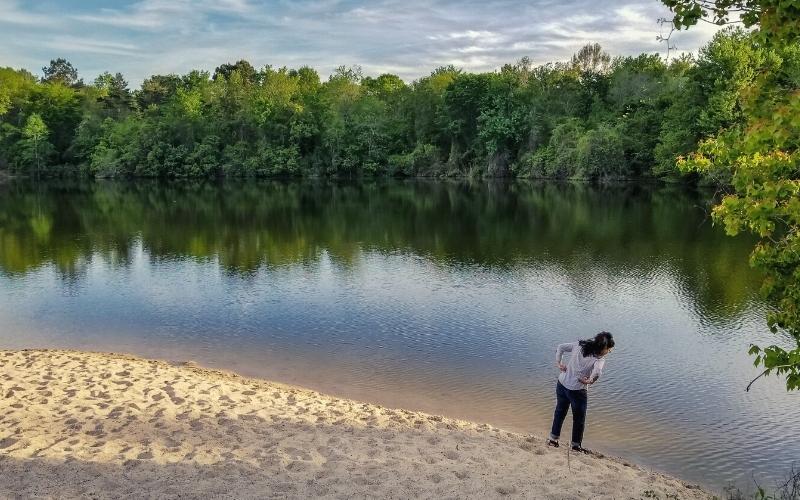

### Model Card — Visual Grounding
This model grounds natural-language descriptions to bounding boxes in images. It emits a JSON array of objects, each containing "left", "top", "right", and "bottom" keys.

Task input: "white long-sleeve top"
[{"left": 556, "top": 342, "right": 606, "bottom": 391}]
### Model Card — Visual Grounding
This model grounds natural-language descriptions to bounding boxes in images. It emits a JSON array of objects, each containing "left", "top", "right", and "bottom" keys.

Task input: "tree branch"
[{"left": 746, "top": 364, "right": 796, "bottom": 391}]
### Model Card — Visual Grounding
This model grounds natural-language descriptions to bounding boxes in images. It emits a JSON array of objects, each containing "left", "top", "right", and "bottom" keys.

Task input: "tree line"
[{"left": 0, "top": 29, "right": 769, "bottom": 182}]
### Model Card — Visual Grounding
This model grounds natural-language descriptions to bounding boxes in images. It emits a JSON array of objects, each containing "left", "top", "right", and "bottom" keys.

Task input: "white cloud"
[
  {"left": 40, "top": 37, "right": 142, "bottom": 57},
  {"left": 72, "top": 0, "right": 259, "bottom": 30},
  {"left": 0, "top": 0, "right": 58, "bottom": 26},
  {"left": 615, "top": 4, "right": 650, "bottom": 24}
]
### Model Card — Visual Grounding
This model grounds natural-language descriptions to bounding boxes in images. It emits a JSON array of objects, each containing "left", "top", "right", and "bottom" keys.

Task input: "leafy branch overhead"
[{"left": 664, "top": 0, "right": 800, "bottom": 41}]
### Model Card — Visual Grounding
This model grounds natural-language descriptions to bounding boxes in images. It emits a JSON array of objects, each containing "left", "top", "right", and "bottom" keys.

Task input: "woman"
[{"left": 547, "top": 331, "right": 614, "bottom": 453}]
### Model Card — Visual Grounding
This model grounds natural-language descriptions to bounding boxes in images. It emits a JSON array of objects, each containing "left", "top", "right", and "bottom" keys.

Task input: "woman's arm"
[
  {"left": 580, "top": 358, "right": 606, "bottom": 385},
  {"left": 555, "top": 342, "right": 575, "bottom": 370}
]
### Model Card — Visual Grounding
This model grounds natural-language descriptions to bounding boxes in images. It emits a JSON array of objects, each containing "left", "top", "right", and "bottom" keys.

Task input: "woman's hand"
[
  {"left": 579, "top": 376, "right": 596, "bottom": 385},
  {"left": 557, "top": 363, "right": 567, "bottom": 372}
]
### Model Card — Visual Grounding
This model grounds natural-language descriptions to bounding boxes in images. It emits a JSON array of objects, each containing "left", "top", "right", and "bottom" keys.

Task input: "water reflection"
[
  {"left": 0, "top": 179, "right": 796, "bottom": 492},
  {"left": 0, "top": 179, "right": 757, "bottom": 321}
]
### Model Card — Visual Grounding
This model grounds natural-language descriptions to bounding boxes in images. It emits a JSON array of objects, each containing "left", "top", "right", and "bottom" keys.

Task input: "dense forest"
[{"left": 0, "top": 28, "right": 776, "bottom": 182}]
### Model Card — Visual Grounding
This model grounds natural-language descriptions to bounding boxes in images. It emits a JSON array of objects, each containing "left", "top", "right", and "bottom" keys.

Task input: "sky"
[{"left": 0, "top": 0, "right": 722, "bottom": 86}]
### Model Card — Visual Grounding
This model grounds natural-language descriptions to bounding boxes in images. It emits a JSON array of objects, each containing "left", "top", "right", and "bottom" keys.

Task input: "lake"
[{"left": 0, "top": 178, "right": 797, "bottom": 491}]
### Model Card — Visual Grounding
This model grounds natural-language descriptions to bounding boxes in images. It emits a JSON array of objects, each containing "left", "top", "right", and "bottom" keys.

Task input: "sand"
[{"left": 0, "top": 349, "right": 710, "bottom": 499}]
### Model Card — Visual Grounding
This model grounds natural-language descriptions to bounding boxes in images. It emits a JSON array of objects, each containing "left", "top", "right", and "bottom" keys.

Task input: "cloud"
[
  {"left": 0, "top": 0, "right": 59, "bottom": 26},
  {"left": 71, "top": 0, "right": 259, "bottom": 30},
  {"left": 0, "top": 0, "right": 726, "bottom": 85},
  {"left": 39, "top": 37, "right": 142, "bottom": 57}
]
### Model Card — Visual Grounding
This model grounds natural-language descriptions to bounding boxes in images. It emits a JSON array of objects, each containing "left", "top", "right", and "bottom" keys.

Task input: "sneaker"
[
  {"left": 570, "top": 445, "right": 591, "bottom": 454},
  {"left": 546, "top": 439, "right": 559, "bottom": 448}
]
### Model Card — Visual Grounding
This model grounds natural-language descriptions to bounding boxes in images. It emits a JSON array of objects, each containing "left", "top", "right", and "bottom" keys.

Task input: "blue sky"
[{"left": 0, "top": 0, "right": 721, "bottom": 86}]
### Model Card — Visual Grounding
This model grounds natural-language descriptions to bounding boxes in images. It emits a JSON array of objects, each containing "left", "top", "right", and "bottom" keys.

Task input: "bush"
[
  {"left": 512, "top": 147, "right": 552, "bottom": 178},
  {"left": 575, "top": 124, "right": 626, "bottom": 180},
  {"left": 186, "top": 135, "right": 221, "bottom": 177},
  {"left": 547, "top": 119, "right": 584, "bottom": 178},
  {"left": 388, "top": 143, "right": 439, "bottom": 176},
  {"left": 246, "top": 143, "right": 301, "bottom": 177}
]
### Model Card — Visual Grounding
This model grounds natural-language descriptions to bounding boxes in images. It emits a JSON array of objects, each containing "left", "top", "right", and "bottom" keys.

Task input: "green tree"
[
  {"left": 571, "top": 43, "right": 612, "bottom": 74},
  {"left": 664, "top": 0, "right": 800, "bottom": 389},
  {"left": 93, "top": 72, "right": 133, "bottom": 118},
  {"left": 22, "top": 113, "right": 51, "bottom": 175},
  {"left": 136, "top": 74, "right": 181, "bottom": 109},
  {"left": 42, "top": 58, "right": 80, "bottom": 87},
  {"left": 213, "top": 60, "right": 258, "bottom": 84}
]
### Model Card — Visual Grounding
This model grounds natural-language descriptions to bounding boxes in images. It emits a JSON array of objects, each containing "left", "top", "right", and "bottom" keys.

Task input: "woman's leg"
[
  {"left": 549, "top": 382, "right": 570, "bottom": 442},
  {"left": 569, "top": 389, "right": 588, "bottom": 447}
]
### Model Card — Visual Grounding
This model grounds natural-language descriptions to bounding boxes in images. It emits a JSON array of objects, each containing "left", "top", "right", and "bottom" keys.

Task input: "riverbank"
[{"left": 0, "top": 349, "right": 710, "bottom": 499}]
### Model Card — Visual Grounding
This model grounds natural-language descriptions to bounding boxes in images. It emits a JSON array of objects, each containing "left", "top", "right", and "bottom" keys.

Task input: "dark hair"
[{"left": 579, "top": 331, "right": 615, "bottom": 357}]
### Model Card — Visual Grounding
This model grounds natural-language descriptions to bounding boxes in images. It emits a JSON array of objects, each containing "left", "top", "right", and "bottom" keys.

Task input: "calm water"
[{"left": 0, "top": 179, "right": 797, "bottom": 491}]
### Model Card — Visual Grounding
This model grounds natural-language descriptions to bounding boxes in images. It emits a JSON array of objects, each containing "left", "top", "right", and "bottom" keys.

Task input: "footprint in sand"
[
  {"left": 108, "top": 408, "right": 125, "bottom": 419},
  {"left": 496, "top": 485, "right": 517, "bottom": 495},
  {"left": 286, "top": 460, "right": 309, "bottom": 472},
  {"left": 6, "top": 385, "right": 25, "bottom": 397},
  {"left": 86, "top": 427, "right": 105, "bottom": 438},
  {"left": 162, "top": 385, "right": 185, "bottom": 405},
  {"left": 162, "top": 436, "right": 182, "bottom": 449},
  {"left": 90, "top": 390, "right": 111, "bottom": 400},
  {"left": 283, "top": 447, "right": 312, "bottom": 461},
  {"left": 0, "top": 437, "right": 18, "bottom": 449},
  {"left": 316, "top": 446, "right": 333, "bottom": 457},
  {"left": 443, "top": 450, "right": 459, "bottom": 460},
  {"left": 428, "top": 473, "right": 443, "bottom": 484}
]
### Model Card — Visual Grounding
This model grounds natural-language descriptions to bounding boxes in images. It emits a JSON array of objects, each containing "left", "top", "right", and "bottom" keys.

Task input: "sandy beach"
[{"left": 0, "top": 349, "right": 710, "bottom": 499}]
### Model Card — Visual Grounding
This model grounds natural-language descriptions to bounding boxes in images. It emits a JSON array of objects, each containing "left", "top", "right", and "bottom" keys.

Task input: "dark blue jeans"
[{"left": 549, "top": 381, "right": 588, "bottom": 447}]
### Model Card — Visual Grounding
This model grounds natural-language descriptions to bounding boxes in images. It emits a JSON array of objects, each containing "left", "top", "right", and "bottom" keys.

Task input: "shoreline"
[{"left": 0, "top": 349, "right": 711, "bottom": 499}]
